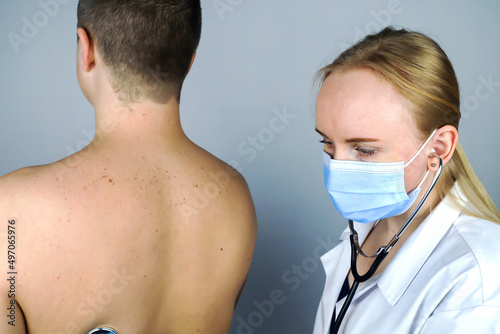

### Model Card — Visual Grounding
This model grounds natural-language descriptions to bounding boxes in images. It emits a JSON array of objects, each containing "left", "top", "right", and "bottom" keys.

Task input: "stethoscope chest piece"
[{"left": 87, "top": 327, "right": 119, "bottom": 334}]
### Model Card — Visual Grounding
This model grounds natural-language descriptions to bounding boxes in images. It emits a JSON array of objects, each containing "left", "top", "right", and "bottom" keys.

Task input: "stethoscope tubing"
[{"left": 330, "top": 157, "right": 443, "bottom": 334}]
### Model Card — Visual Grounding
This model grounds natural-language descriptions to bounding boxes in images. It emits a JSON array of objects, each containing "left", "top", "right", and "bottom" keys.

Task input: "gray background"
[{"left": 1, "top": 1, "right": 499, "bottom": 333}]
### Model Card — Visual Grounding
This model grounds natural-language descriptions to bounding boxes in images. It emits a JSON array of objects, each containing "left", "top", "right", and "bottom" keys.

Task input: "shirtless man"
[{"left": 0, "top": 1, "right": 257, "bottom": 333}]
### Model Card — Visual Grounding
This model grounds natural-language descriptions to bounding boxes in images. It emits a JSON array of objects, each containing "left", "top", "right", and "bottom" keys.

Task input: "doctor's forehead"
[{"left": 315, "top": 68, "right": 415, "bottom": 141}]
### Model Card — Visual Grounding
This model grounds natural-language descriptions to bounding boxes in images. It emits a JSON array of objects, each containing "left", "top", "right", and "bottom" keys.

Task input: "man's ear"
[
  {"left": 428, "top": 125, "right": 459, "bottom": 170},
  {"left": 187, "top": 51, "right": 196, "bottom": 75},
  {"left": 77, "top": 27, "right": 95, "bottom": 72}
]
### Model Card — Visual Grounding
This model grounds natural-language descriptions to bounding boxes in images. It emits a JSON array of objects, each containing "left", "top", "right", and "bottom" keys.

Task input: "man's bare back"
[
  {"left": 0, "top": 1, "right": 257, "bottom": 332},
  {"left": 1, "top": 126, "right": 256, "bottom": 333}
]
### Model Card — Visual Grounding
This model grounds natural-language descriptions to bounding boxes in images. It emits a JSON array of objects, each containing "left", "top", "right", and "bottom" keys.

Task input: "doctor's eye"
[
  {"left": 355, "top": 146, "right": 376, "bottom": 156},
  {"left": 319, "top": 139, "right": 334, "bottom": 147}
]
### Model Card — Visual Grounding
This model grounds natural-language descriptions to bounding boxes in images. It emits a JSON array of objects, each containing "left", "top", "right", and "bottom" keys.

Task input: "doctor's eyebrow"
[
  {"left": 315, "top": 128, "right": 330, "bottom": 138},
  {"left": 315, "top": 129, "right": 379, "bottom": 143},
  {"left": 345, "top": 137, "right": 380, "bottom": 143}
]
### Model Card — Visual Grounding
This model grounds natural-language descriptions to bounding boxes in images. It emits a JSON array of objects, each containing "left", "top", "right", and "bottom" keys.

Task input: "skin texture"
[
  {"left": 315, "top": 67, "right": 458, "bottom": 285},
  {"left": 0, "top": 28, "right": 257, "bottom": 334}
]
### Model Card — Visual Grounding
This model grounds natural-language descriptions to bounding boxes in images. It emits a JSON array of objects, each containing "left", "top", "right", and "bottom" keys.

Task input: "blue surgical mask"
[{"left": 323, "top": 130, "right": 436, "bottom": 224}]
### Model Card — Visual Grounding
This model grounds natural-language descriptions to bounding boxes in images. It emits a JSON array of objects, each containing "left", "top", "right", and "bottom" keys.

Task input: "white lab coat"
[{"left": 313, "top": 184, "right": 500, "bottom": 333}]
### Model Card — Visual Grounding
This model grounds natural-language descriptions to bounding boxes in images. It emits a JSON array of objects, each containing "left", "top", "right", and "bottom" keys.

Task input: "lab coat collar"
[
  {"left": 317, "top": 221, "right": 376, "bottom": 330},
  {"left": 377, "top": 183, "right": 467, "bottom": 305}
]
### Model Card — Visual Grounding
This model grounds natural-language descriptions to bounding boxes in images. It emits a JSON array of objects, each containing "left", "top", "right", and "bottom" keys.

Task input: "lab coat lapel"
[{"left": 314, "top": 222, "right": 375, "bottom": 334}]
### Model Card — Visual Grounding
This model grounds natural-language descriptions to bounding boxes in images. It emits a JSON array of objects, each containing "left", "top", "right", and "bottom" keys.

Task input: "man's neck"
[{"left": 91, "top": 97, "right": 187, "bottom": 152}]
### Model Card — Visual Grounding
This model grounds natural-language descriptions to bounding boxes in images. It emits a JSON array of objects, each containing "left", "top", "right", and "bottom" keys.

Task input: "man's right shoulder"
[
  {"left": 182, "top": 144, "right": 256, "bottom": 224},
  {"left": 180, "top": 143, "right": 258, "bottom": 247},
  {"left": 188, "top": 154, "right": 256, "bottom": 228}
]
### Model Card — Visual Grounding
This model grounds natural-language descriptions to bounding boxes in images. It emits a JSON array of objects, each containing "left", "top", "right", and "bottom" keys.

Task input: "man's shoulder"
[
  {"left": 0, "top": 166, "right": 43, "bottom": 201},
  {"left": 184, "top": 143, "right": 257, "bottom": 241},
  {"left": 183, "top": 144, "right": 256, "bottom": 224},
  {"left": 0, "top": 163, "right": 69, "bottom": 226},
  {"left": 162, "top": 145, "right": 257, "bottom": 315},
  {"left": 0, "top": 164, "right": 59, "bottom": 199}
]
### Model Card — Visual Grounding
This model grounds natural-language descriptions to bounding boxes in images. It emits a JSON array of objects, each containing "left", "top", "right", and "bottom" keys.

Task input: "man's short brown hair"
[{"left": 77, "top": 0, "right": 202, "bottom": 104}]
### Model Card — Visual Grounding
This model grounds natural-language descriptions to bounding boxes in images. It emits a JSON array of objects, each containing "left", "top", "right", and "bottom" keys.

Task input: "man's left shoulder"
[{"left": 0, "top": 165, "right": 51, "bottom": 200}]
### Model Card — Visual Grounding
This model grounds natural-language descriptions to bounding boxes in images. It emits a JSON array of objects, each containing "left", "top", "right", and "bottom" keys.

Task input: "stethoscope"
[
  {"left": 87, "top": 327, "right": 118, "bottom": 334},
  {"left": 330, "top": 155, "right": 443, "bottom": 334}
]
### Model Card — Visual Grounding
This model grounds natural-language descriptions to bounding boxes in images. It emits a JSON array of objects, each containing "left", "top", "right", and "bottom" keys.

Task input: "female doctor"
[{"left": 312, "top": 27, "right": 500, "bottom": 334}]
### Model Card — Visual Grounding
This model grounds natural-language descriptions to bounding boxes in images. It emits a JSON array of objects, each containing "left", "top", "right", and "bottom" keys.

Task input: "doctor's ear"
[{"left": 428, "top": 125, "right": 458, "bottom": 171}]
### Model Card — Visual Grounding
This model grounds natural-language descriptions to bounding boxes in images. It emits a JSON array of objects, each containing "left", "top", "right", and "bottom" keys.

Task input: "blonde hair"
[{"left": 317, "top": 27, "right": 500, "bottom": 223}]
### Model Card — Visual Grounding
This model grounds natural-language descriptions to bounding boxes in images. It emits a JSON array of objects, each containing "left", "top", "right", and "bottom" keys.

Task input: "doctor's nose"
[{"left": 330, "top": 147, "right": 351, "bottom": 161}]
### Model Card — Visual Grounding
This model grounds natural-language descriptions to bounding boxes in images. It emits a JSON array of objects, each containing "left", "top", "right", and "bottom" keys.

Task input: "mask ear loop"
[
  {"left": 413, "top": 148, "right": 436, "bottom": 190},
  {"left": 430, "top": 148, "right": 438, "bottom": 168},
  {"left": 404, "top": 129, "right": 437, "bottom": 168}
]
